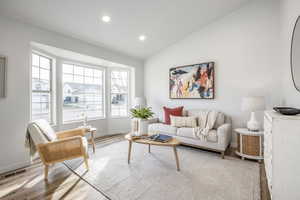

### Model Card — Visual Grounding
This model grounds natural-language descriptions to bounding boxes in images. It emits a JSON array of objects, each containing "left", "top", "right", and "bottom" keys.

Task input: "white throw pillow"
[{"left": 170, "top": 116, "right": 197, "bottom": 128}]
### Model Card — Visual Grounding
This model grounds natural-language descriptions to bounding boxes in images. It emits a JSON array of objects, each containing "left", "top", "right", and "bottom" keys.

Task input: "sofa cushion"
[
  {"left": 177, "top": 128, "right": 218, "bottom": 143},
  {"left": 148, "top": 123, "right": 177, "bottom": 136},
  {"left": 163, "top": 106, "right": 183, "bottom": 124},
  {"left": 170, "top": 116, "right": 197, "bottom": 128},
  {"left": 176, "top": 128, "right": 195, "bottom": 138}
]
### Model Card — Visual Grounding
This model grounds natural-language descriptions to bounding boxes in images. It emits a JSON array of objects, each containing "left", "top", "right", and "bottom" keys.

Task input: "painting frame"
[{"left": 169, "top": 62, "right": 215, "bottom": 99}]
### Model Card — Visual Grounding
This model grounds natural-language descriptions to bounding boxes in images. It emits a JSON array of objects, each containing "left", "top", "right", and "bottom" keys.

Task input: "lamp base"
[{"left": 247, "top": 112, "right": 261, "bottom": 131}]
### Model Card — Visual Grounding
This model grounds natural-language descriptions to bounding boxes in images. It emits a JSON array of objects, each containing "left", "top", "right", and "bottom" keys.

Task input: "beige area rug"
[{"left": 65, "top": 139, "right": 260, "bottom": 200}]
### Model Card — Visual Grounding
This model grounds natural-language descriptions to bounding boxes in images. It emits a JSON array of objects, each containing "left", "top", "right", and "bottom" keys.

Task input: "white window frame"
[
  {"left": 30, "top": 51, "right": 56, "bottom": 124},
  {"left": 61, "top": 60, "right": 106, "bottom": 124},
  {"left": 109, "top": 68, "right": 131, "bottom": 118}
]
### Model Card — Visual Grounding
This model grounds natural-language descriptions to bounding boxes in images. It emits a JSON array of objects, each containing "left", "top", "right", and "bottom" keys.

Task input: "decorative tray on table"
[{"left": 273, "top": 107, "right": 300, "bottom": 115}]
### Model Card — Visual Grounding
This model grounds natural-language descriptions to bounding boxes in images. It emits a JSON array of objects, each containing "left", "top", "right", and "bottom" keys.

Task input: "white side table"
[
  {"left": 79, "top": 126, "right": 97, "bottom": 153},
  {"left": 235, "top": 128, "right": 263, "bottom": 162}
]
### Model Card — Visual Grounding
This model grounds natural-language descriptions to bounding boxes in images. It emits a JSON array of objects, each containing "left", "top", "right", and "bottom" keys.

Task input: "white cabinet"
[
  {"left": 264, "top": 113, "right": 273, "bottom": 198},
  {"left": 264, "top": 111, "right": 300, "bottom": 200}
]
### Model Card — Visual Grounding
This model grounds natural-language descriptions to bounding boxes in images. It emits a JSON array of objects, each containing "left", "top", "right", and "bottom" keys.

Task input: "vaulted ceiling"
[{"left": 0, "top": 0, "right": 250, "bottom": 60}]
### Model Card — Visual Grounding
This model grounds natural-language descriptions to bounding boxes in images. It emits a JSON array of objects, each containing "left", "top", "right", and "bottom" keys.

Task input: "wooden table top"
[
  {"left": 78, "top": 126, "right": 97, "bottom": 133},
  {"left": 125, "top": 134, "right": 180, "bottom": 146}
]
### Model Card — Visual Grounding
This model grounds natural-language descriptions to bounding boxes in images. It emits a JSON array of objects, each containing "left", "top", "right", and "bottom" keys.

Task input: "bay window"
[
  {"left": 31, "top": 50, "right": 132, "bottom": 124},
  {"left": 62, "top": 63, "right": 104, "bottom": 122}
]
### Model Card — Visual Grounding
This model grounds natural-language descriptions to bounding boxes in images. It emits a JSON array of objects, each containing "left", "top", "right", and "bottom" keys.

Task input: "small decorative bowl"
[{"left": 273, "top": 107, "right": 300, "bottom": 115}]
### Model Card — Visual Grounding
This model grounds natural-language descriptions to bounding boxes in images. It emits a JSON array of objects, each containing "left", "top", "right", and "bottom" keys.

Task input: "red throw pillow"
[{"left": 163, "top": 106, "right": 184, "bottom": 125}]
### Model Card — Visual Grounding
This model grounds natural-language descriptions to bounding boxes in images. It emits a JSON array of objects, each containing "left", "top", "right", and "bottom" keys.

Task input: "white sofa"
[{"left": 148, "top": 109, "right": 232, "bottom": 158}]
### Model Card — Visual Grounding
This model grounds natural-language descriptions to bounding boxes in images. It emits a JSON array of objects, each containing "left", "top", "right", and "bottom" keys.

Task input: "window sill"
[
  {"left": 62, "top": 117, "right": 106, "bottom": 125},
  {"left": 109, "top": 116, "right": 130, "bottom": 119}
]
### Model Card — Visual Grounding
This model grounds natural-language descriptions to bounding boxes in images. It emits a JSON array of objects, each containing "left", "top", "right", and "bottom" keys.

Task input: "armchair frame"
[{"left": 36, "top": 128, "right": 89, "bottom": 180}]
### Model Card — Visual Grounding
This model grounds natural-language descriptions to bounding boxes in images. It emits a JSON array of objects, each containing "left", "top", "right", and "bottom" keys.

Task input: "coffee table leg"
[
  {"left": 148, "top": 144, "right": 151, "bottom": 153},
  {"left": 173, "top": 146, "right": 180, "bottom": 171},
  {"left": 128, "top": 141, "right": 132, "bottom": 164}
]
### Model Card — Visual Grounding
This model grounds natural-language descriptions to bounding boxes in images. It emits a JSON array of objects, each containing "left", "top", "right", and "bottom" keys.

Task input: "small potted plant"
[{"left": 130, "top": 107, "right": 154, "bottom": 136}]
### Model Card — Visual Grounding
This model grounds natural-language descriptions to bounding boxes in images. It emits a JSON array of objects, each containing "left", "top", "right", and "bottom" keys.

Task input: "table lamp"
[
  {"left": 241, "top": 96, "right": 265, "bottom": 131},
  {"left": 134, "top": 97, "right": 146, "bottom": 109}
]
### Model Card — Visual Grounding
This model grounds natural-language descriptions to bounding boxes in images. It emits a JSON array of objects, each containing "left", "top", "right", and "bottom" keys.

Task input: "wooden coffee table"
[{"left": 125, "top": 134, "right": 181, "bottom": 171}]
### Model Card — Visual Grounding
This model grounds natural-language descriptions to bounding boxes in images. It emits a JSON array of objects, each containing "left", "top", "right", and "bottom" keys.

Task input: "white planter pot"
[
  {"left": 131, "top": 118, "right": 149, "bottom": 136},
  {"left": 138, "top": 119, "right": 149, "bottom": 136}
]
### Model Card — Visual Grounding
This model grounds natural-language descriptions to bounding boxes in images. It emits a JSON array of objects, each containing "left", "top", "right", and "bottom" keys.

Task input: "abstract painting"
[{"left": 169, "top": 62, "right": 214, "bottom": 99}]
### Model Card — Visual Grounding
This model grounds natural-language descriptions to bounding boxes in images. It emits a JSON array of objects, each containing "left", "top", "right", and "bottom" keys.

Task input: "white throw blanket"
[
  {"left": 25, "top": 120, "right": 56, "bottom": 158},
  {"left": 193, "top": 111, "right": 219, "bottom": 141}
]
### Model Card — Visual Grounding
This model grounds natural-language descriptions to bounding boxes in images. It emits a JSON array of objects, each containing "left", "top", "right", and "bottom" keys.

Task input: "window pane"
[
  {"left": 86, "top": 109, "right": 102, "bottom": 119},
  {"left": 110, "top": 70, "right": 129, "bottom": 117},
  {"left": 63, "top": 64, "right": 104, "bottom": 122},
  {"left": 40, "top": 56, "right": 50, "bottom": 69},
  {"left": 32, "top": 54, "right": 39, "bottom": 66},
  {"left": 111, "top": 81, "right": 127, "bottom": 93},
  {"left": 94, "top": 95, "right": 101, "bottom": 101},
  {"left": 32, "top": 67, "right": 39, "bottom": 79},
  {"left": 85, "top": 77, "right": 93, "bottom": 84},
  {"left": 85, "top": 68, "right": 93, "bottom": 77},
  {"left": 32, "top": 79, "right": 50, "bottom": 91},
  {"left": 94, "top": 70, "right": 102, "bottom": 77},
  {"left": 93, "top": 78, "right": 101, "bottom": 85},
  {"left": 74, "top": 66, "right": 84, "bottom": 75},
  {"left": 40, "top": 68, "right": 50, "bottom": 80},
  {"left": 63, "top": 74, "right": 73, "bottom": 83},
  {"left": 31, "top": 53, "right": 52, "bottom": 123},
  {"left": 31, "top": 92, "right": 51, "bottom": 122},
  {"left": 74, "top": 75, "right": 84, "bottom": 83},
  {"left": 63, "top": 64, "right": 73, "bottom": 74}
]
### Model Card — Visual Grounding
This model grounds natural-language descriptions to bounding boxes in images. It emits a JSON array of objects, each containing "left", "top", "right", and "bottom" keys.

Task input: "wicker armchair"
[{"left": 27, "top": 120, "right": 89, "bottom": 180}]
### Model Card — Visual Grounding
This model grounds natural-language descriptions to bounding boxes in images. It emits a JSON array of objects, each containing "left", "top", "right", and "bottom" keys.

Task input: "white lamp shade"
[
  {"left": 134, "top": 97, "right": 146, "bottom": 107},
  {"left": 241, "top": 96, "right": 265, "bottom": 112}
]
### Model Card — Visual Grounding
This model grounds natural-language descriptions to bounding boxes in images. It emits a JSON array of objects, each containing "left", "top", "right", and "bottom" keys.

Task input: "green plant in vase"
[
  {"left": 130, "top": 107, "right": 154, "bottom": 136},
  {"left": 130, "top": 107, "right": 154, "bottom": 119}
]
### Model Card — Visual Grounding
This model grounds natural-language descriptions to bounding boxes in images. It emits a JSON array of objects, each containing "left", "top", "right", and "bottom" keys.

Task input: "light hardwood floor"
[{"left": 0, "top": 135, "right": 270, "bottom": 200}]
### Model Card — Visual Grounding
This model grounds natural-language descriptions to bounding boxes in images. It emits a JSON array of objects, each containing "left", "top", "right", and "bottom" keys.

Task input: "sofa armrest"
[
  {"left": 147, "top": 118, "right": 160, "bottom": 124},
  {"left": 217, "top": 123, "right": 232, "bottom": 149}
]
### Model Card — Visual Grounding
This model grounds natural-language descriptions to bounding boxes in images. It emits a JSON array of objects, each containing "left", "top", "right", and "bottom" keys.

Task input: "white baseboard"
[{"left": 0, "top": 160, "right": 30, "bottom": 174}]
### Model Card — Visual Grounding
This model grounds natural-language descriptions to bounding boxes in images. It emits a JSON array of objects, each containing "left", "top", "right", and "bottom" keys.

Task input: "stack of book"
[{"left": 148, "top": 134, "right": 172, "bottom": 143}]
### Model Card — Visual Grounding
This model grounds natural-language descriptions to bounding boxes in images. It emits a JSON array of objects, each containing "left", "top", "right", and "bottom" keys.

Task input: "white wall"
[
  {"left": 280, "top": 0, "right": 300, "bottom": 106},
  {"left": 144, "top": 0, "right": 281, "bottom": 146},
  {"left": 0, "top": 17, "right": 144, "bottom": 173}
]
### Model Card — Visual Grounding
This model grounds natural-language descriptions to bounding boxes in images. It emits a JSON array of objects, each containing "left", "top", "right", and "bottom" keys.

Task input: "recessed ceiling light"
[
  {"left": 102, "top": 15, "right": 111, "bottom": 23},
  {"left": 139, "top": 35, "right": 146, "bottom": 41}
]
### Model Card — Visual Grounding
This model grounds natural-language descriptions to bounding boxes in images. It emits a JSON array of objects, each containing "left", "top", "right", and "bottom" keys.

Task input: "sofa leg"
[{"left": 221, "top": 151, "right": 225, "bottom": 159}]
